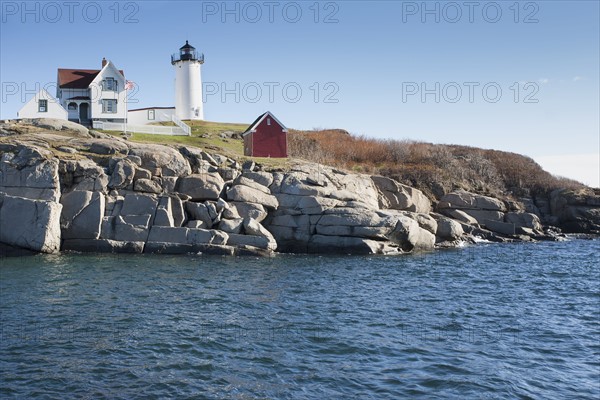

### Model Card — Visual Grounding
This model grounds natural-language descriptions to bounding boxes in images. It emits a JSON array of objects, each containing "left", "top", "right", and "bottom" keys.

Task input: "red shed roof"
[
  {"left": 57, "top": 68, "right": 124, "bottom": 89},
  {"left": 243, "top": 111, "right": 288, "bottom": 136}
]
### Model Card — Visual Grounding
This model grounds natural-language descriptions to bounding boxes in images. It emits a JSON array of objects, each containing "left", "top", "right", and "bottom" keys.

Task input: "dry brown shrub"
[{"left": 287, "top": 129, "right": 585, "bottom": 199}]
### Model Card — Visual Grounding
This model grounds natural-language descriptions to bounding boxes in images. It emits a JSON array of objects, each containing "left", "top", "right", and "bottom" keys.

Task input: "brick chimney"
[{"left": 102, "top": 57, "right": 107, "bottom": 68}]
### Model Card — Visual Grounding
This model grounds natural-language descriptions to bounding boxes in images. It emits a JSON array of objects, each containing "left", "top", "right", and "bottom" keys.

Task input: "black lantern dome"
[{"left": 171, "top": 41, "right": 204, "bottom": 64}]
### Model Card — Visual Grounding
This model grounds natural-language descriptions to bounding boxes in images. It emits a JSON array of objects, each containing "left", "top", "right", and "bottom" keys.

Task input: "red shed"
[{"left": 243, "top": 111, "right": 288, "bottom": 158}]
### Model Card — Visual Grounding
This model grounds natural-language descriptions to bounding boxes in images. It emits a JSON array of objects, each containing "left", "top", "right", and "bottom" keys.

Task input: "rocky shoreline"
[{"left": 1, "top": 119, "right": 599, "bottom": 257}]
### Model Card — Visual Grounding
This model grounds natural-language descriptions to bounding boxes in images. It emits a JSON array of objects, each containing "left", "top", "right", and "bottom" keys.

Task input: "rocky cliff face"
[
  {"left": 0, "top": 144, "right": 62, "bottom": 253},
  {"left": 548, "top": 188, "right": 600, "bottom": 233},
  {"left": 1, "top": 120, "right": 598, "bottom": 256},
  {"left": 436, "top": 190, "right": 549, "bottom": 241}
]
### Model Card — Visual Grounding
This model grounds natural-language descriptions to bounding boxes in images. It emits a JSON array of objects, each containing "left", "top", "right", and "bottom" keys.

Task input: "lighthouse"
[{"left": 171, "top": 40, "right": 204, "bottom": 120}]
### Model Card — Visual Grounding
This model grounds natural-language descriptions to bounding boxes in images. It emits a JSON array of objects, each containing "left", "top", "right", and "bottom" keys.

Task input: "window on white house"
[
  {"left": 102, "top": 99, "right": 117, "bottom": 113},
  {"left": 68, "top": 102, "right": 77, "bottom": 110},
  {"left": 38, "top": 100, "right": 47, "bottom": 112},
  {"left": 148, "top": 110, "right": 155, "bottom": 120},
  {"left": 267, "top": 118, "right": 271, "bottom": 125},
  {"left": 103, "top": 78, "right": 117, "bottom": 91}
]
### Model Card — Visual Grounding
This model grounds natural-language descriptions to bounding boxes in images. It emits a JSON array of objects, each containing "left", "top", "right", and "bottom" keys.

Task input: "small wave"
[{"left": 472, "top": 236, "right": 492, "bottom": 243}]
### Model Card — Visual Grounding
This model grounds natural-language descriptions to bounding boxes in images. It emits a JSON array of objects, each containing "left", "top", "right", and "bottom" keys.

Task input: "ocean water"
[{"left": 1, "top": 239, "right": 598, "bottom": 399}]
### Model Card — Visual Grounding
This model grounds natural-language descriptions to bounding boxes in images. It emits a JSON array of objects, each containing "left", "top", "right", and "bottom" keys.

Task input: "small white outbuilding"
[
  {"left": 127, "top": 107, "right": 176, "bottom": 125},
  {"left": 17, "top": 88, "right": 68, "bottom": 120}
]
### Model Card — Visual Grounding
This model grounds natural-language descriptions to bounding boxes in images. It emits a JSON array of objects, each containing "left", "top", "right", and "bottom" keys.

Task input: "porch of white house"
[{"left": 65, "top": 97, "right": 91, "bottom": 126}]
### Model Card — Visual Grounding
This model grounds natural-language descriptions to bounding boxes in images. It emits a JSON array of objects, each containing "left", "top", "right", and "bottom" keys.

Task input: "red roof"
[
  {"left": 57, "top": 68, "right": 124, "bottom": 89},
  {"left": 243, "top": 111, "right": 288, "bottom": 136}
]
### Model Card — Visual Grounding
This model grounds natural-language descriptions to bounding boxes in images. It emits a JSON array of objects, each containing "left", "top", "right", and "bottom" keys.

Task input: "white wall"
[
  {"left": 174, "top": 60, "right": 203, "bottom": 120},
  {"left": 67, "top": 107, "right": 78, "bottom": 121},
  {"left": 18, "top": 89, "right": 67, "bottom": 120},
  {"left": 57, "top": 89, "right": 90, "bottom": 121},
  {"left": 90, "top": 61, "right": 127, "bottom": 122},
  {"left": 128, "top": 108, "right": 176, "bottom": 125}
]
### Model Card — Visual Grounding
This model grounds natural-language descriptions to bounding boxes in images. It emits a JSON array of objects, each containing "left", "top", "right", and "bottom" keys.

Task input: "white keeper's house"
[
  {"left": 19, "top": 58, "right": 127, "bottom": 126},
  {"left": 18, "top": 41, "right": 205, "bottom": 135}
]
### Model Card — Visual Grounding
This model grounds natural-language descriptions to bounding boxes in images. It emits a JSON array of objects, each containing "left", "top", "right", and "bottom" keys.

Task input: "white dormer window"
[
  {"left": 103, "top": 78, "right": 117, "bottom": 91},
  {"left": 38, "top": 100, "right": 47, "bottom": 112},
  {"left": 267, "top": 118, "right": 271, "bottom": 126}
]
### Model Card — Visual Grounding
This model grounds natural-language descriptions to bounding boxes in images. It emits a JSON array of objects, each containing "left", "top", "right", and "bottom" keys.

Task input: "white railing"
[
  {"left": 171, "top": 115, "right": 191, "bottom": 136},
  {"left": 93, "top": 121, "right": 190, "bottom": 136}
]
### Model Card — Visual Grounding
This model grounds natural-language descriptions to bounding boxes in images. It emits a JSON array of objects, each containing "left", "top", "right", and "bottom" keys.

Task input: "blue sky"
[{"left": 1, "top": 1, "right": 598, "bottom": 186}]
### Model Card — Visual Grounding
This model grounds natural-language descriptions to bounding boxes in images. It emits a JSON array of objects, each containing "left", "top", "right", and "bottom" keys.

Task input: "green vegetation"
[
  {"left": 152, "top": 119, "right": 248, "bottom": 135},
  {"left": 186, "top": 120, "right": 248, "bottom": 135},
  {"left": 102, "top": 119, "right": 290, "bottom": 169},
  {"left": 126, "top": 132, "right": 244, "bottom": 155},
  {"left": 103, "top": 120, "right": 246, "bottom": 157}
]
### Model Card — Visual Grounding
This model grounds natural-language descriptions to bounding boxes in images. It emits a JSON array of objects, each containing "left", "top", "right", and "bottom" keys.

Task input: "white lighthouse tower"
[{"left": 172, "top": 40, "right": 204, "bottom": 120}]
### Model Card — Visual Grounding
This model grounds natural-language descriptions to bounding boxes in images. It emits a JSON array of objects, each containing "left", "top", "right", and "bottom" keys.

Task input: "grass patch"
[
  {"left": 98, "top": 119, "right": 290, "bottom": 169},
  {"left": 186, "top": 120, "right": 248, "bottom": 136},
  {"left": 109, "top": 131, "right": 244, "bottom": 157}
]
